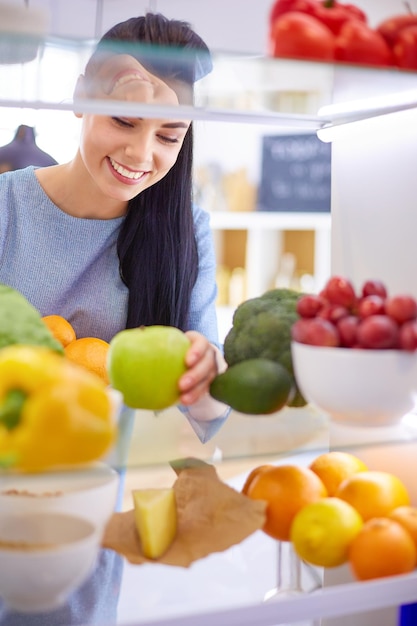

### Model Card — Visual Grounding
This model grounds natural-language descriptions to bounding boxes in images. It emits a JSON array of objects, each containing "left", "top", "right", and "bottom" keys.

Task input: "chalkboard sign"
[{"left": 257, "top": 133, "right": 331, "bottom": 213}]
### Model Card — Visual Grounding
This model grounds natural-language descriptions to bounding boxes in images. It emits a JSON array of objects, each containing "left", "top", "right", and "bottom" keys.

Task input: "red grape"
[
  {"left": 291, "top": 318, "right": 313, "bottom": 344},
  {"left": 292, "top": 317, "right": 340, "bottom": 347},
  {"left": 357, "top": 295, "right": 385, "bottom": 318},
  {"left": 337, "top": 315, "right": 360, "bottom": 347},
  {"left": 324, "top": 276, "right": 357, "bottom": 309},
  {"left": 399, "top": 321, "right": 417, "bottom": 351},
  {"left": 361, "top": 279, "right": 388, "bottom": 299},
  {"left": 356, "top": 315, "right": 400, "bottom": 349},
  {"left": 317, "top": 303, "right": 349, "bottom": 324},
  {"left": 296, "top": 294, "right": 325, "bottom": 318},
  {"left": 385, "top": 295, "right": 417, "bottom": 324},
  {"left": 293, "top": 274, "right": 417, "bottom": 352}
]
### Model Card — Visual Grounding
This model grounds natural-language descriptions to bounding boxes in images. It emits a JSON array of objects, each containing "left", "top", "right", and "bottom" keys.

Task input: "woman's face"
[{"left": 76, "top": 54, "right": 192, "bottom": 204}]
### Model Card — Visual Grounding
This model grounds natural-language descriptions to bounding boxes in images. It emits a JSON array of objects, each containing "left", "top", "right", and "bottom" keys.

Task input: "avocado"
[{"left": 209, "top": 357, "right": 293, "bottom": 415}]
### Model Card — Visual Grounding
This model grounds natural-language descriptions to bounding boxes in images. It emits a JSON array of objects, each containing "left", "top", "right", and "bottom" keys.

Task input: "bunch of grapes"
[{"left": 292, "top": 276, "right": 417, "bottom": 351}]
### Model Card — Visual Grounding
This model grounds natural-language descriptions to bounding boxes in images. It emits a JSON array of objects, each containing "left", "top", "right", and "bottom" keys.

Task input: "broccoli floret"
[
  {"left": 224, "top": 288, "right": 306, "bottom": 407},
  {"left": 0, "top": 284, "right": 64, "bottom": 354}
]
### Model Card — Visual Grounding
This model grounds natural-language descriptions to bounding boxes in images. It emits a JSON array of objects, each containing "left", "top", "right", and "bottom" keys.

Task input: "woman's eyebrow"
[{"left": 161, "top": 121, "right": 189, "bottom": 129}]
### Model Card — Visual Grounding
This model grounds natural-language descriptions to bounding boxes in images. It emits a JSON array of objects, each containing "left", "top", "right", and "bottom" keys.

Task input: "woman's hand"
[{"left": 178, "top": 331, "right": 225, "bottom": 406}]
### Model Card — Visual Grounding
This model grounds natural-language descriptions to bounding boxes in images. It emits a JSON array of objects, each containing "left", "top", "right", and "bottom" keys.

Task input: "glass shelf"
[
  {"left": 1, "top": 33, "right": 417, "bottom": 130},
  {"left": 111, "top": 403, "right": 417, "bottom": 473}
]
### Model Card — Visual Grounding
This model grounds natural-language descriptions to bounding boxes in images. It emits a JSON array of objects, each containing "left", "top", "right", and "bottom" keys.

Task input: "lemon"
[
  {"left": 132, "top": 488, "right": 177, "bottom": 559},
  {"left": 290, "top": 497, "right": 363, "bottom": 567}
]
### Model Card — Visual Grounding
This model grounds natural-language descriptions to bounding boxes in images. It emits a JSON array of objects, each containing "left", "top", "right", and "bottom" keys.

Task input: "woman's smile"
[
  {"left": 110, "top": 69, "right": 152, "bottom": 94},
  {"left": 107, "top": 157, "right": 149, "bottom": 184}
]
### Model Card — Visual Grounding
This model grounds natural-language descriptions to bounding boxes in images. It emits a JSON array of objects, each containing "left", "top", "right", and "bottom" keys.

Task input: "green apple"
[{"left": 107, "top": 325, "right": 190, "bottom": 410}]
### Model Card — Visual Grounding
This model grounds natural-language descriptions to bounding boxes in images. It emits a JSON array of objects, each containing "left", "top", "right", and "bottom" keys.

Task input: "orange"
[
  {"left": 246, "top": 464, "right": 327, "bottom": 541},
  {"left": 336, "top": 470, "right": 410, "bottom": 521},
  {"left": 42, "top": 315, "right": 76, "bottom": 347},
  {"left": 309, "top": 451, "right": 368, "bottom": 496},
  {"left": 65, "top": 337, "right": 110, "bottom": 385},
  {"left": 389, "top": 506, "right": 417, "bottom": 551},
  {"left": 349, "top": 517, "right": 417, "bottom": 581},
  {"left": 290, "top": 497, "right": 363, "bottom": 568},
  {"left": 241, "top": 464, "right": 274, "bottom": 496}
]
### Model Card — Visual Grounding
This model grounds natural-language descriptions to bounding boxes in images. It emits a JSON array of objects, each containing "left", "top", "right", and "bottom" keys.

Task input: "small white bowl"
[
  {"left": 291, "top": 341, "right": 417, "bottom": 426},
  {"left": 0, "top": 463, "right": 119, "bottom": 533},
  {"left": 0, "top": 512, "right": 101, "bottom": 613}
]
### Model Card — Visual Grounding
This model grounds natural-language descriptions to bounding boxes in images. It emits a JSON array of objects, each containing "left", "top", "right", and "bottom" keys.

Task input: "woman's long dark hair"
[{"left": 86, "top": 13, "right": 212, "bottom": 330}]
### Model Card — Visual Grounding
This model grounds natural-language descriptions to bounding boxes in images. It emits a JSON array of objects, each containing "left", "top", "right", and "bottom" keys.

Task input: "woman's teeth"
[
  {"left": 112, "top": 74, "right": 144, "bottom": 91},
  {"left": 110, "top": 158, "right": 144, "bottom": 180}
]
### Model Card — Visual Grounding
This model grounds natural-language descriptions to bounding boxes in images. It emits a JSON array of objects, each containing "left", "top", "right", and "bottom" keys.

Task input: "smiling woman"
[
  {"left": 0, "top": 12, "right": 229, "bottom": 425},
  {"left": 0, "top": 10, "right": 232, "bottom": 623}
]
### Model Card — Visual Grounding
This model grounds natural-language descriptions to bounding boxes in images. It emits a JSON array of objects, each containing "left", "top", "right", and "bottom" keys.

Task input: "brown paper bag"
[{"left": 102, "top": 460, "right": 267, "bottom": 567}]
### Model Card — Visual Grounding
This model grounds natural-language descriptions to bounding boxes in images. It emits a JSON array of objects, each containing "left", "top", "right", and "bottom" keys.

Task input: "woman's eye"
[
  {"left": 112, "top": 117, "right": 133, "bottom": 128},
  {"left": 158, "top": 135, "right": 179, "bottom": 145}
]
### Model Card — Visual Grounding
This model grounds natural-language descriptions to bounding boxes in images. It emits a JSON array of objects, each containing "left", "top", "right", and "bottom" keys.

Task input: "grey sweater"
[{"left": 0, "top": 166, "right": 220, "bottom": 346}]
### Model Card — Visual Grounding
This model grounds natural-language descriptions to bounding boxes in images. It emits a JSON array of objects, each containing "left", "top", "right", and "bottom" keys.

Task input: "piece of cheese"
[{"left": 132, "top": 488, "right": 177, "bottom": 559}]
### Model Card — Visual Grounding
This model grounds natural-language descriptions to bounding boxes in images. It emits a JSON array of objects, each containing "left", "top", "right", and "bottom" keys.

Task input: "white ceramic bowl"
[
  {"left": 0, "top": 462, "right": 119, "bottom": 533},
  {"left": 0, "top": 511, "right": 101, "bottom": 612},
  {"left": 291, "top": 341, "right": 417, "bottom": 426}
]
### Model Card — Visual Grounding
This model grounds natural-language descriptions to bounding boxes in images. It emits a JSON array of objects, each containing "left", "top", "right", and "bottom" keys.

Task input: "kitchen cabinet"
[{"left": 2, "top": 26, "right": 417, "bottom": 626}]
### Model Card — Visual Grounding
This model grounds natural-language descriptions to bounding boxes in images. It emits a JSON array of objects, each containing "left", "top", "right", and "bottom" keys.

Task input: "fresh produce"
[
  {"left": 132, "top": 488, "right": 177, "bottom": 559},
  {"left": 309, "top": 450, "right": 368, "bottom": 495},
  {"left": 270, "top": 11, "right": 336, "bottom": 60},
  {"left": 42, "top": 314, "right": 76, "bottom": 347},
  {"left": 245, "top": 451, "right": 417, "bottom": 581},
  {"left": 241, "top": 463, "right": 274, "bottom": 495},
  {"left": 376, "top": 11, "right": 417, "bottom": 69},
  {"left": 223, "top": 288, "right": 306, "bottom": 407},
  {"left": 0, "top": 345, "right": 116, "bottom": 472},
  {"left": 108, "top": 325, "right": 190, "bottom": 410},
  {"left": 245, "top": 464, "right": 327, "bottom": 540},
  {"left": 269, "top": 0, "right": 367, "bottom": 36},
  {"left": 349, "top": 517, "right": 417, "bottom": 580},
  {"left": 392, "top": 25, "right": 417, "bottom": 70},
  {"left": 42, "top": 315, "right": 110, "bottom": 384},
  {"left": 335, "top": 20, "right": 393, "bottom": 66},
  {"left": 335, "top": 470, "right": 411, "bottom": 520},
  {"left": 290, "top": 496, "right": 363, "bottom": 567},
  {"left": 268, "top": 0, "right": 417, "bottom": 69},
  {"left": 292, "top": 275, "right": 417, "bottom": 350},
  {"left": 65, "top": 337, "right": 110, "bottom": 385},
  {"left": 0, "top": 283, "right": 63, "bottom": 354},
  {"left": 209, "top": 357, "right": 293, "bottom": 415},
  {"left": 389, "top": 506, "right": 417, "bottom": 551}
]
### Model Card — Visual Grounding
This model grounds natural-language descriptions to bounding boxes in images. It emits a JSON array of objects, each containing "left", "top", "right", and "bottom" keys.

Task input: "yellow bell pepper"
[{"left": 0, "top": 345, "right": 116, "bottom": 472}]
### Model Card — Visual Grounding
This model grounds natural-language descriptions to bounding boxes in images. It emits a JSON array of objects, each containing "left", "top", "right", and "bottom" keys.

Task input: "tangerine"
[
  {"left": 336, "top": 470, "right": 410, "bottom": 521},
  {"left": 241, "top": 464, "right": 274, "bottom": 496},
  {"left": 65, "top": 337, "right": 110, "bottom": 385},
  {"left": 42, "top": 315, "right": 76, "bottom": 347},
  {"left": 349, "top": 517, "right": 417, "bottom": 581},
  {"left": 309, "top": 451, "right": 368, "bottom": 496},
  {"left": 389, "top": 506, "right": 417, "bottom": 551},
  {"left": 246, "top": 464, "right": 327, "bottom": 541}
]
